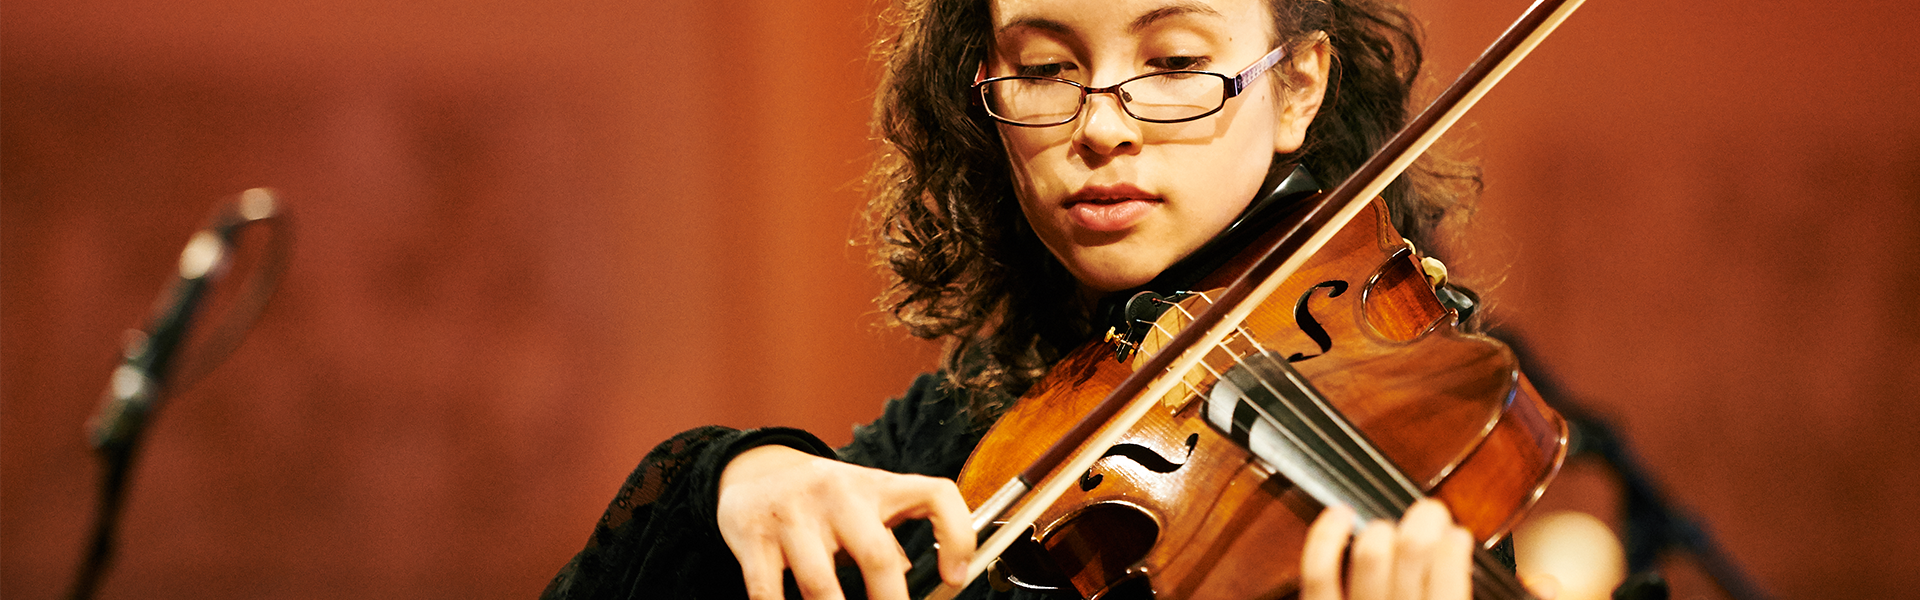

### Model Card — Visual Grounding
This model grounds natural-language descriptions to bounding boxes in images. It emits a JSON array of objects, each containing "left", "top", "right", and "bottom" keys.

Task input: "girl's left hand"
[{"left": 1299, "top": 499, "right": 1559, "bottom": 600}]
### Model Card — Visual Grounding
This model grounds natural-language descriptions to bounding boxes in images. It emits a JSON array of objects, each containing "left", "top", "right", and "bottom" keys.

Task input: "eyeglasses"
[{"left": 974, "top": 46, "right": 1289, "bottom": 127}]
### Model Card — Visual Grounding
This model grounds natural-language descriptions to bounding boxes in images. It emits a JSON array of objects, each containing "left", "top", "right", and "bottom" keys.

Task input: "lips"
[{"left": 1065, "top": 184, "right": 1160, "bottom": 232}]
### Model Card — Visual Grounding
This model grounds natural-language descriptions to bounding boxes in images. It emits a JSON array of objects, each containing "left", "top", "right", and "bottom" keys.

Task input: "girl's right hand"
[
  {"left": 717, "top": 445, "right": 976, "bottom": 600},
  {"left": 1300, "top": 501, "right": 1561, "bottom": 600}
]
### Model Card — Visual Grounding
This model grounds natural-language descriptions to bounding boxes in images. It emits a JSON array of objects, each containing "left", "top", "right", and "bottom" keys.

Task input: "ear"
[{"left": 1274, "top": 37, "right": 1332, "bottom": 154}]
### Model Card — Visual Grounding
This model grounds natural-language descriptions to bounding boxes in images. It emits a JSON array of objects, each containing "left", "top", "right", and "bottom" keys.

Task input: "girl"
[{"left": 546, "top": 0, "right": 1549, "bottom": 598}]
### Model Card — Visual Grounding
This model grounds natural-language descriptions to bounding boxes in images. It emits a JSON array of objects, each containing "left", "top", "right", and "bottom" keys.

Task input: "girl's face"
[{"left": 988, "top": 0, "right": 1328, "bottom": 293}]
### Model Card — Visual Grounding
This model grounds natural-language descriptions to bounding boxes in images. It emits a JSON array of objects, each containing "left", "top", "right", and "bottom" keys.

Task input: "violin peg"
[{"left": 1420, "top": 256, "right": 1450, "bottom": 288}]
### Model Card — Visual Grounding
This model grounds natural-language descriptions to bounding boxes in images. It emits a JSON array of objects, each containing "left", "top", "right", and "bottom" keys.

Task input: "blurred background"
[{"left": 4, "top": 0, "right": 1916, "bottom": 598}]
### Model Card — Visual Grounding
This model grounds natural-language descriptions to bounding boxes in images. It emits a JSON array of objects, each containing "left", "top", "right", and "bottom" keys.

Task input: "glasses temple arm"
[{"left": 1228, "top": 46, "right": 1291, "bottom": 97}]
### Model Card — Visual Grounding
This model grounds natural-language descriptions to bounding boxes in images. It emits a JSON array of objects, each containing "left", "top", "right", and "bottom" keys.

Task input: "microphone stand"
[
  {"left": 67, "top": 189, "right": 290, "bottom": 600},
  {"left": 69, "top": 435, "right": 141, "bottom": 600}
]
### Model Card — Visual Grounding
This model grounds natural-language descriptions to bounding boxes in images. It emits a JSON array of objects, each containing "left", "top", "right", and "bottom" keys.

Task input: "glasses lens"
[
  {"left": 984, "top": 78, "right": 1083, "bottom": 125},
  {"left": 1120, "top": 72, "right": 1226, "bottom": 122}
]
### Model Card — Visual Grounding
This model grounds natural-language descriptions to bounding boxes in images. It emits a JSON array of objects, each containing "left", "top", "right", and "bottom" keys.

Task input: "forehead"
[{"left": 988, "top": 0, "right": 1271, "bottom": 37}]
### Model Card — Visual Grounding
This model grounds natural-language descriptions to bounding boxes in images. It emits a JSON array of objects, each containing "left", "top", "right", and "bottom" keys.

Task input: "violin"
[
  {"left": 958, "top": 190, "right": 1564, "bottom": 599},
  {"left": 911, "top": 0, "right": 1587, "bottom": 598}
]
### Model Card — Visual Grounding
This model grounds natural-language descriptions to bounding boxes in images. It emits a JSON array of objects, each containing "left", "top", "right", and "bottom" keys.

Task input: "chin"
[
  {"left": 1071, "top": 263, "right": 1163, "bottom": 294},
  {"left": 1055, "top": 242, "right": 1182, "bottom": 293}
]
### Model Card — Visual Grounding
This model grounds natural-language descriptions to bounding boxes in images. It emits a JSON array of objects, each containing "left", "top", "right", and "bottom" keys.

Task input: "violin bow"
[{"left": 917, "top": 0, "right": 1587, "bottom": 597}]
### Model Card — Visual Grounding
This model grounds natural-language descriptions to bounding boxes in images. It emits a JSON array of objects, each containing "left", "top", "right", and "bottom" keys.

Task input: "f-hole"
[
  {"left": 1287, "top": 280, "right": 1349, "bottom": 362},
  {"left": 1080, "top": 433, "right": 1200, "bottom": 492}
]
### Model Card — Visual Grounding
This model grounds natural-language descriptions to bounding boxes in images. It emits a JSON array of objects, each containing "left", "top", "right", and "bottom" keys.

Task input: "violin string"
[
  {"left": 1205, "top": 308, "right": 1407, "bottom": 518},
  {"left": 1163, "top": 296, "right": 1405, "bottom": 520},
  {"left": 1168, "top": 296, "right": 1408, "bottom": 502},
  {"left": 1154, "top": 292, "right": 1247, "bottom": 407},
  {"left": 1152, "top": 294, "right": 1530, "bottom": 600},
  {"left": 1233, "top": 356, "right": 1529, "bottom": 600},
  {"left": 1238, "top": 355, "right": 1409, "bottom": 516},
  {"left": 1167, "top": 293, "right": 1528, "bottom": 599}
]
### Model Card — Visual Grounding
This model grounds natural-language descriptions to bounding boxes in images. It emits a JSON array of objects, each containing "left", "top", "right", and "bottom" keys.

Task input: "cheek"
[
  {"left": 1168, "top": 101, "right": 1280, "bottom": 210},
  {"left": 998, "top": 127, "right": 1072, "bottom": 224},
  {"left": 1000, "top": 128, "right": 1063, "bottom": 187}
]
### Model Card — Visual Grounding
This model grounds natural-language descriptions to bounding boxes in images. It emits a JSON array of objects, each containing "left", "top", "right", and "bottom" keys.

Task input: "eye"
[
  {"left": 1148, "top": 56, "right": 1211, "bottom": 72},
  {"left": 1017, "top": 62, "right": 1075, "bottom": 79}
]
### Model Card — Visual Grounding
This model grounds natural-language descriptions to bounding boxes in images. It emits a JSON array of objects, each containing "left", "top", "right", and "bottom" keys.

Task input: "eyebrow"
[
  {"left": 997, "top": 1, "right": 1225, "bottom": 37},
  {"left": 1129, "top": 2, "right": 1224, "bottom": 33}
]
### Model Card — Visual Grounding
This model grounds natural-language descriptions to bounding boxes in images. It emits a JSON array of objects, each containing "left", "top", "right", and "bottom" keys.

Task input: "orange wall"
[{"left": 4, "top": 0, "right": 1916, "bottom": 598}]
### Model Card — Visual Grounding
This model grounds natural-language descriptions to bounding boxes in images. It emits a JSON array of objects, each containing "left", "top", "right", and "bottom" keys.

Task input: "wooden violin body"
[{"left": 955, "top": 197, "right": 1567, "bottom": 600}]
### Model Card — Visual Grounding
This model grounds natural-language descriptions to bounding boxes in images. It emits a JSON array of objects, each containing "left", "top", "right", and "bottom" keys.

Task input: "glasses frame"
[{"left": 973, "top": 46, "right": 1290, "bottom": 128}]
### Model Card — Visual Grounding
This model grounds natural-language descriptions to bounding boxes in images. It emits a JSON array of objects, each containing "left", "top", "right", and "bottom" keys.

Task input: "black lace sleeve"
[
  {"left": 837, "top": 373, "right": 986, "bottom": 478},
  {"left": 542, "top": 425, "right": 836, "bottom": 600},
  {"left": 542, "top": 374, "right": 1039, "bottom": 600}
]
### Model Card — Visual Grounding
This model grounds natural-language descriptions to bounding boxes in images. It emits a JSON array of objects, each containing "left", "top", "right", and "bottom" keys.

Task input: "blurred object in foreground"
[{"left": 1518, "top": 509, "right": 1628, "bottom": 600}]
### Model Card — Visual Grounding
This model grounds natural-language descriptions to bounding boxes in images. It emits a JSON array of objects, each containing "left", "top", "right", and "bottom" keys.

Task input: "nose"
[{"left": 1073, "top": 91, "right": 1142, "bottom": 157}]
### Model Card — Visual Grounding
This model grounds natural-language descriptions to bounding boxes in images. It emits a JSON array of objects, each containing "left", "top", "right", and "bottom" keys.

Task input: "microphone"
[{"left": 87, "top": 188, "right": 283, "bottom": 453}]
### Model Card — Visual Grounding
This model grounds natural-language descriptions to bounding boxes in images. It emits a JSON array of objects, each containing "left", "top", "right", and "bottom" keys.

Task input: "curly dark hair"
[{"left": 863, "top": 0, "right": 1480, "bottom": 416}]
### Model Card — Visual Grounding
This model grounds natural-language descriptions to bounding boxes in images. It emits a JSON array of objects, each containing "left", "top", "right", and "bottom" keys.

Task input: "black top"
[{"left": 540, "top": 373, "right": 1053, "bottom": 599}]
